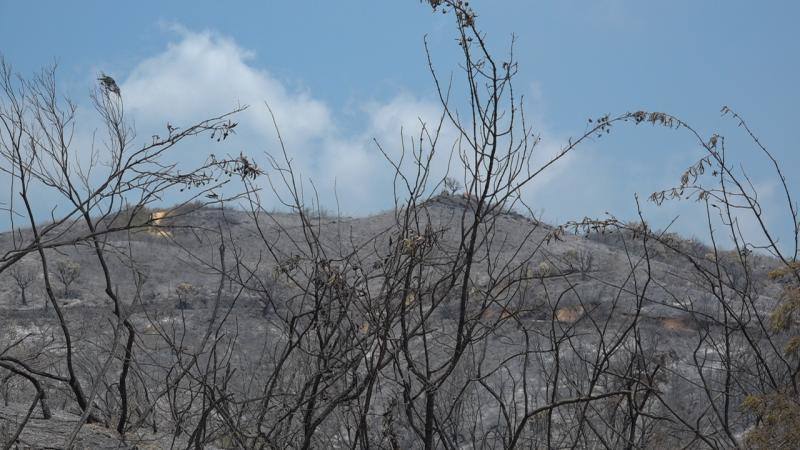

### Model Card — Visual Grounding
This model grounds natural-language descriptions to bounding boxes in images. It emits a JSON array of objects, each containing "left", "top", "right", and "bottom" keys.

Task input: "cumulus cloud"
[
  {"left": 123, "top": 27, "right": 332, "bottom": 148},
  {"left": 118, "top": 27, "right": 458, "bottom": 214}
]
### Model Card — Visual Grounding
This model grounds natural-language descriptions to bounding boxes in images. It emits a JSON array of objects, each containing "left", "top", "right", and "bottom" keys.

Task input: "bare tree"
[
  {"left": 443, "top": 176, "right": 462, "bottom": 195},
  {"left": 53, "top": 261, "right": 80, "bottom": 299},
  {"left": 8, "top": 264, "right": 34, "bottom": 305},
  {"left": 0, "top": 55, "right": 253, "bottom": 446}
]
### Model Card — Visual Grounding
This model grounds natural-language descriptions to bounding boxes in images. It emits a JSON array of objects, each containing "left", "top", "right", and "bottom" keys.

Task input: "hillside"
[{"left": 0, "top": 195, "right": 786, "bottom": 448}]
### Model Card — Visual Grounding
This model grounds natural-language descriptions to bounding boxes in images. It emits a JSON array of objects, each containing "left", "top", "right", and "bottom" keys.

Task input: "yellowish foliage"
[
  {"left": 785, "top": 336, "right": 800, "bottom": 356},
  {"left": 742, "top": 393, "right": 800, "bottom": 449},
  {"left": 769, "top": 287, "right": 800, "bottom": 332},
  {"left": 768, "top": 261, "right": 800, "bottom": 280}
]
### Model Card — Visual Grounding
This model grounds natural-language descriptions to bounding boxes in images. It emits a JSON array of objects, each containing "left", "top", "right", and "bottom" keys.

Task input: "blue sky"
[{"left": 1, "top": 1, "right": 798, "bottom": 249}]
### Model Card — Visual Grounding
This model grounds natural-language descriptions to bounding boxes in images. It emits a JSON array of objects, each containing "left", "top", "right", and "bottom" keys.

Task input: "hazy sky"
[{"left": 1, "top": 1, "right": 798, "bottom": 248}]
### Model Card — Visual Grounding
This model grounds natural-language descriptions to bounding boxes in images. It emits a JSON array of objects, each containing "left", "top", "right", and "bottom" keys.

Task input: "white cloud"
[
  {"left": 123, "top": 28, "right": 332, "bottom": 151},
  {"left": 118, "top": 28, "right": 457, "bottom": 214}
]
